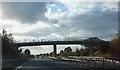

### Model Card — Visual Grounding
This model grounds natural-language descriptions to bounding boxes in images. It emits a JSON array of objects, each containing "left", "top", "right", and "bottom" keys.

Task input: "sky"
[{"left": 0, "top": 0, "right": 119, "bottom": 55}]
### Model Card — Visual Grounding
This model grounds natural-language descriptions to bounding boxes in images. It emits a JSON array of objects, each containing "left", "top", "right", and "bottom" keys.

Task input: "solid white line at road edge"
[{"left": 15, "top": 60, "right": 30, "bottom": 70}]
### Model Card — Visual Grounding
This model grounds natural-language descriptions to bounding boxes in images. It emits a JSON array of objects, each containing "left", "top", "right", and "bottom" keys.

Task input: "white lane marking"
[{"left": 16, "top": 60, "right": 30, "bottom": 70}]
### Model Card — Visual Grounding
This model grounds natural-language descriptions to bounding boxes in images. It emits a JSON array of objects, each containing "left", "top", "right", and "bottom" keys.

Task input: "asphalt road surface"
[{"left": 16, "top": 58, "right": 95, "bottom": 70}]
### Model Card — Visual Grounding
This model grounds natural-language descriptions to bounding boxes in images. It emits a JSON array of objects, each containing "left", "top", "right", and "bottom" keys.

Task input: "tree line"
[
  {"left": 48, "top": 33, "right": 120, "bottom": 61},
  {"left": 1, "top": 29, "right": 33, "bottom": 59}
]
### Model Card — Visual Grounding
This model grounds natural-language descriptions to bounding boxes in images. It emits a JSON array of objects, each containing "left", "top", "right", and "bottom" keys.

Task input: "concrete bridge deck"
[{"left": 15, "top": 40, "right": 109, "bottom": 47}]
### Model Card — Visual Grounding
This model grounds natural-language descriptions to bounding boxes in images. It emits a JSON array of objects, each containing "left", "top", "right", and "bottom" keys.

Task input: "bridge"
[
  {"left": 14, "top": 37, "right": 110, "bottom": 57},
  {"left": 4, "top": 37, "right": 116, "bottom": 70}
]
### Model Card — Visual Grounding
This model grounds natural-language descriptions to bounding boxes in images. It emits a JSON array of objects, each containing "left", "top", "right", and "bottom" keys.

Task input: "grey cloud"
[
  {"left": 14, "top": 8, "right": 118, "bottom": 39},
  {"left": 2, "top": 2, "right": 48, "bottom": 23},
  {"left": 49, "top": 19, "right": 59, "bottom": 24},
  {"left": 59, "top": 9, "right": 118, "bottom": 38},
  {"left": 14, "top": 27, "right": 53, "bottom": 38},
  {"left": 12, "top": 3, "right": 118, "bottom": 41}
]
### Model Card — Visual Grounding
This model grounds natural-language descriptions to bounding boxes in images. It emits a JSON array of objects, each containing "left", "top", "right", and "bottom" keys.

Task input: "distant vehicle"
[{"left": 34, "top": 55, "right": 44, "bottom": 59}]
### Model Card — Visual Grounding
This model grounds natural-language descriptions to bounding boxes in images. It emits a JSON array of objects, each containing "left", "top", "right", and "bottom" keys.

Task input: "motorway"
[{"left": 15, "top": 58, "right": 95, "bottom": 70}]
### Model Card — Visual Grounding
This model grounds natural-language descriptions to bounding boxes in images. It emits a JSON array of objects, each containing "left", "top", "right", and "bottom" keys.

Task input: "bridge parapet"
[{"left": 14, "top": 37, "right": 110, "bottom": 43}]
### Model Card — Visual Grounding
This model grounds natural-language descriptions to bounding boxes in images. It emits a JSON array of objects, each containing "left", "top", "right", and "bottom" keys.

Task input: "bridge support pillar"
[{"left": 53, "top": 44, "right": 57, "bottom": 57}]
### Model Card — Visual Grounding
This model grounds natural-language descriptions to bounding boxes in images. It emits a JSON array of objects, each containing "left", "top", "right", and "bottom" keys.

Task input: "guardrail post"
[
  {"left": 82, "top": 58, "right": 83, "bottom": 66},
  {"left": 112, "top": 59, "right": 116, "bottom": 69},
  {"left": 96, "top": 58, "right": 98, "bottom": 68},
  {"left": 89, "top": 58, "right": 91, "bottom": 67},
  {"left": 84, "top": 58, "right": 86, "bottom": 66},
  {"left": 92, "top": 58, "right": 94, "bottom": 67},
  {"left": 102, "top": 58, "right": 104, "bottom": 68},
  {"left": 87, "top": 58, "right": 89, "bottom": 67},
  {"left": 93, "top": 58, "right": 95, "bottom": 68}
]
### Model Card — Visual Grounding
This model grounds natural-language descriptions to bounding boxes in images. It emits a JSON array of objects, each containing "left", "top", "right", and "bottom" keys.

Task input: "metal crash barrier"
[{"left": 54, "top": 56, "right": 120, "bottom": 69}]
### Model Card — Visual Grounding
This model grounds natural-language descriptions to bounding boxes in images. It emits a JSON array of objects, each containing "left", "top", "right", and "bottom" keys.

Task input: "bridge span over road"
[{"left": 14, "top": 40, "right": 109, "bottom": 57}]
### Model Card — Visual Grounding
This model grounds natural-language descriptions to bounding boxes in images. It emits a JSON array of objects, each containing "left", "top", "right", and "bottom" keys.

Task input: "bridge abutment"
[{"left": 53, "top": 44, "right": 57, "bottom": 57}]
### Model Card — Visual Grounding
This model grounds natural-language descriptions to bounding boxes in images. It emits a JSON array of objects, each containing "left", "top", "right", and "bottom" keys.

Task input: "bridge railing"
[
  {"left": 14, "top": 37, "right": 111, "bottom": 43},
  {"left": 14, "top": 37, "right": 85, "bottom": 43}
]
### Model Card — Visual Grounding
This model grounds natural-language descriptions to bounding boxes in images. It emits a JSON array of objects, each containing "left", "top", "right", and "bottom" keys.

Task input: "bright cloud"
[{"left": 45, "top": 2, "right": 118, "bottom": 38}]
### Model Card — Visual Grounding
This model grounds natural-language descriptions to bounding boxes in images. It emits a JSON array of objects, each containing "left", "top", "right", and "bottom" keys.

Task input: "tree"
[
  {"left": 83, "top": 37, "right": 108, "bottom": 55},
  {"left": 64, "top": 47, "right": 72, "bottom": 56},
  {"left": 24, "top": 49, "right": 31, "bottom": 58},
  {"left": 19, "top": 49, "right": 22, "bottom": 53},
  {"left": 2, "top": 29, "right": 21, "bottom": 59},
  {"left": 109, "top": 33, "right": 120, "bottom": 60},
  {"left": 49, "top": 51, "right": 54, "bottom": 56},
  {"left": 75, "top": 48, "right": 80, "bottom": 56},
  {"left": 18, "top": 49, "right": 24, "bottom": 57},
  {"left": 75, "top": 48, "right": 89, "bottom": 56},
  {"left": 82, "top": 47, "right": 89, "bottom": 56},
  {"left": 59, "top": 50, "right": 64, "bottom": 56},
  {"left": 64, "top": 47, "right": 72, "bottom": 52}
]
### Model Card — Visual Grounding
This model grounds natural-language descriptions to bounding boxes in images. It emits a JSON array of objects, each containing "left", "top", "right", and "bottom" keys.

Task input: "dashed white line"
[{"left": 15, "top": 60, "right": 30, "bottom": 70}]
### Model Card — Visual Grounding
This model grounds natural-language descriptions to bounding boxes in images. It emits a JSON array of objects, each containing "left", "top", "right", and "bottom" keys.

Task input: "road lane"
[{"left": 16, "top": 58, "right": 95, "bottom": 70}]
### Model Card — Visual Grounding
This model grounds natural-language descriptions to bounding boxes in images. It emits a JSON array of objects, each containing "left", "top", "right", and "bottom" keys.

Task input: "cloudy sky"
[{"left": 0, "top": 0, "right": 119, "bottom": 55}]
